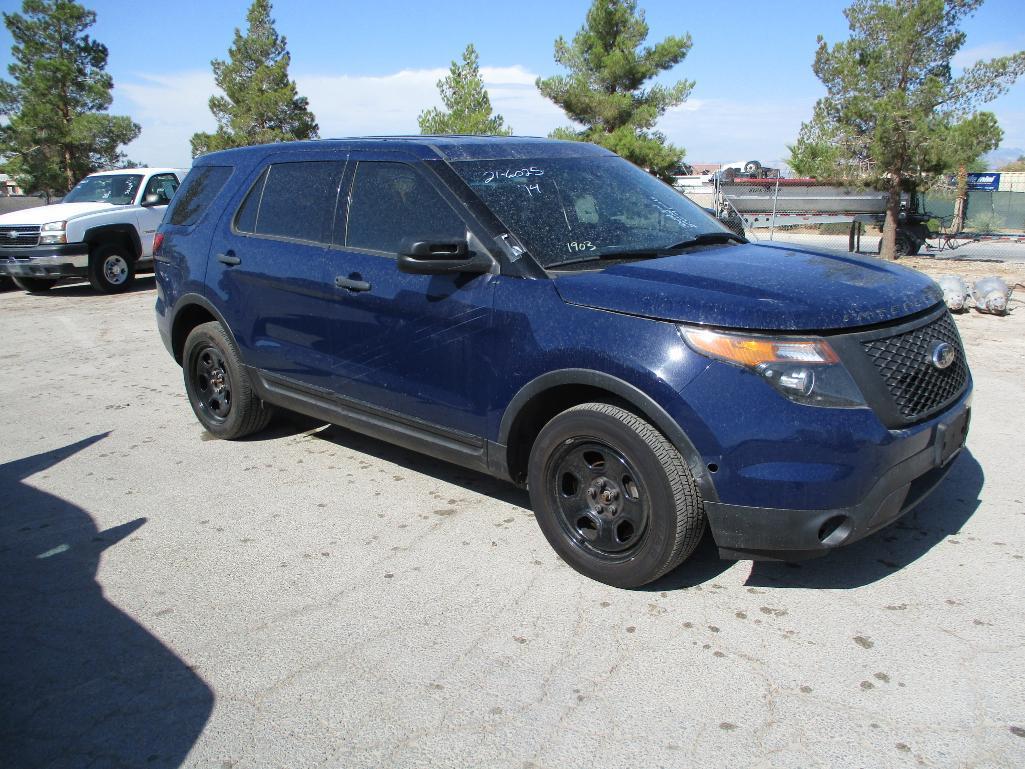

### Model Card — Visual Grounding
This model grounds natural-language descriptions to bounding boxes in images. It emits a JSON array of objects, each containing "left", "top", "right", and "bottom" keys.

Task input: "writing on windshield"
[
  {"left": 64, "top": 175, "right": 142, "bottom": 205},
  {"left": 452, "top": 156, "right": 723, "bottom": 267}
]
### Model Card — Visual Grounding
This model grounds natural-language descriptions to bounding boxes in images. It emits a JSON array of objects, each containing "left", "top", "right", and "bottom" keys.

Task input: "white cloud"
[
  {"left": 953, "top": 42, "right": 1017, "bottom": 69},
  {"left": 111, "top": 65, "right": 814, "bottom": 168},
  {"left": 113, "top": 71, "right": 217, "bottom": 167}
]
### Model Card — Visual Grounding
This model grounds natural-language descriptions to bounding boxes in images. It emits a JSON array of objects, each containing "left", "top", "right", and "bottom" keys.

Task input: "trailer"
[{"left": 686, "top": 175, "right": 932, "bottom": 256}]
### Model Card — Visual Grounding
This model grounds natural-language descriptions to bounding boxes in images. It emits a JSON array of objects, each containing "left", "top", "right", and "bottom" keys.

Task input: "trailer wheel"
[
  {"left": 743, "top": 160, "right": 762, "bottom": 174},
  {"left": 877, "top": 232, "right": 920, "bottom": 257}
]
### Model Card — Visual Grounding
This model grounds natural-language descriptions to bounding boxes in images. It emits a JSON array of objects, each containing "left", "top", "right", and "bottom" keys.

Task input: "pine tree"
[
  {"left": 418, "top": 44, "right": 511, "bottom": 136},
  {"left": 788, "top": 0, "right": 1024, "bottom": 257},
  {"left": 536, "top": 0, "right": 693, "bottom": 181},
  {"left": 0, "top": 0, "right": 140, "bottom": 196},
  {"left": 191, "top": 0, "right": 318, "bottom": 157}
]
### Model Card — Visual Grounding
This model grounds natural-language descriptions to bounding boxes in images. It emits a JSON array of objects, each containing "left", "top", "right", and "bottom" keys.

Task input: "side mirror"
[
  {"left": 141, "top": 193, "right": 166, "bottom": 207},
  {"left": 397, "top": 237, "right": 493, "bottom": 275}
]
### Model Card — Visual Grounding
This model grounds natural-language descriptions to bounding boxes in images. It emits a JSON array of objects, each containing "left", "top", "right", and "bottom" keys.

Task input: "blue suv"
[{"left": 155, "top": 137, "right": 971, "bottom": 587}]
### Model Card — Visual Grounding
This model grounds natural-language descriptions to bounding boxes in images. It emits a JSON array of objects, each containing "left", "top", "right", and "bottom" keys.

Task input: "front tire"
[
  {"left": 183, "top": 322, "right": 274, "bottom": 439},
  {"left": 527, "top": 403, "right": 705, "bottom": 588},
  {"left": 12, "top": 276, "right": 58, "bottom": 293},
  {"left": 89, "top": 243, "right": 136, "bottom": 293}
]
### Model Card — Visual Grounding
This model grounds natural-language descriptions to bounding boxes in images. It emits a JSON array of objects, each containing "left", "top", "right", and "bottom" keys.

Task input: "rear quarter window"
[{"left": 167, "top": 165, "right": 233, "bottom": 226}]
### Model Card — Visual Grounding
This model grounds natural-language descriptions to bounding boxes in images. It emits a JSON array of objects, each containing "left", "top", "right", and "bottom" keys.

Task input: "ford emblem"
[{"left": 931, "top": 341, "right": 956, "bottom": 370}]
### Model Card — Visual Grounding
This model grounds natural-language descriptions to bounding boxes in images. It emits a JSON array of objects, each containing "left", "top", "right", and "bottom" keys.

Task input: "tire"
[
  {"left": 182, "top": 321, "right": 274, "bottom": 439},
  {"left": 12, "top": 276, "right": 58, "bottom": 293},
  {"left": 877, "top": 232, "right": 919, "bottom": 258},
  {"left": 88, "top": 242, "right": 136, "bottom": 293},
  {"left": 527, "top": 403, "right": 705, "bottom": 588},
  {"left": 743, "top": 160, "right": 762, "bottom": 174}
]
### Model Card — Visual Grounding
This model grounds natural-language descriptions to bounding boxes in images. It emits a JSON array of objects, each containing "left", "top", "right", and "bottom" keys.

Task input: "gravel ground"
[{"left": 2, "top": 275, "right": 1024, "bottom": 769}]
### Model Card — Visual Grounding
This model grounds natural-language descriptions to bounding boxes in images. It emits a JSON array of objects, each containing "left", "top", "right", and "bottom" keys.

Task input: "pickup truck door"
[{"left": 135, "top": 173, "right": 181, "bottom": 256}]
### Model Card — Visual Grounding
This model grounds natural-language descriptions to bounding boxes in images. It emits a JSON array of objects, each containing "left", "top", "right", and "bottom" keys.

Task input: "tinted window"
[
  {"left": 346, "top": 162, "right": 465, "bottom": 253},
  {"left": 252, "top": 161, "right": 345, "bottom": 244},
  {"left": 168, "top": 166, "right": 232, "bottom": 226},
  {"left": 234, "top": 169, "right": 266, "bottom": 234},
  {"left": 143, "top": 173, "right": 180, "bottom": 206}
]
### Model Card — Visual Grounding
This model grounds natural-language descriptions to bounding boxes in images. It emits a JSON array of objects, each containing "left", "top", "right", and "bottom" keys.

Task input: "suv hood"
[
  {"left": 0, "top": 201, "right": 116, "bottom": 225},
  {"left": 553, "top": 242, "right": 943, "bottom": 332}
]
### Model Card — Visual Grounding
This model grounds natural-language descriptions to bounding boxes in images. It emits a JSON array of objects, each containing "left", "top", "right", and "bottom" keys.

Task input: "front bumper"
[
  {"left": 0, "top": 244, "right": 89, "bottom": 279},
  {"left": 704, "top": 392, "right": 971, "bottom": 561}
]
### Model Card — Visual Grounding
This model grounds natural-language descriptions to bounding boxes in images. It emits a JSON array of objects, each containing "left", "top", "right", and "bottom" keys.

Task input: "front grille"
[
  {"left": 861, "top": 311, "right": 968, "bottom": 421},
  {"left": 0, "top": 225, "right": 41, "bottom": 247}
]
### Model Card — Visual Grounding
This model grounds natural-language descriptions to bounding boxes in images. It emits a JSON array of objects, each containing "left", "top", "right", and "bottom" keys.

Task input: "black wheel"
[
  {"left": 12, "top": 276, "right": 58, "bottom": 293},
  {"left": 878, "top": 232, "right": 919, "bottom": 258},
  {"left": 88, "top": 243, "right": 136, "bottom": 293},
  {"left": 527, "top": 403, "right": 705, "bottom": 588},
  {"left": 183, "top": 321, "right": 274, "bottom": 439},
  {"left": 743, "top": 160, "right": 762, "bottom": 174}
]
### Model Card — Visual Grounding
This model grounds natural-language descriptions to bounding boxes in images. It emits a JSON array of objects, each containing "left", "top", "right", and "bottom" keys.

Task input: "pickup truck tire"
[
  {"left": 183, "top": 321, "right": 274, "bottom": 440},
  {"left": 527, "top": 403, "right": 705, "bottom": 588},
  {"left": 12, "top": 276, "right": 58, "bottom": 293},
  {"left": 89, "top": 243, "right": 136, "bottom": 293}
]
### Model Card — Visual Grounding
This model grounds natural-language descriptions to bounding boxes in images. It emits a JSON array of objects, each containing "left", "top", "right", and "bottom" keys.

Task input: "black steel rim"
[
  {"left": 191, "top": 344, "right": 232, "bottom": 423},
  {"left": 547, "top": 438, "right": 650, "bottom": 559}
]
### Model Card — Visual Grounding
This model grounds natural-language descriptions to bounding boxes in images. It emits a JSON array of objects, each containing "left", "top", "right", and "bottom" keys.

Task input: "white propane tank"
[
  {"left": 935, "top": 275, "right": 970, "bottom": 312},
  {"left": 971, "top": 276, "right": 1011, "bottom": 315}
]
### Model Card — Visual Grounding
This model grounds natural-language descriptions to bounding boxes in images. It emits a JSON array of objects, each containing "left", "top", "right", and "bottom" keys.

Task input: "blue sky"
[{"left": 1, "top": 0, "right": 1023, "bottom": 168}]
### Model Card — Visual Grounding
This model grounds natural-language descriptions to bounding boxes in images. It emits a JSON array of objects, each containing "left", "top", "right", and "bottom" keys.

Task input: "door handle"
[
  {"left": 335, "top": 276, "right": 371, "bottom": 292},
  {"left": 217, "top": 252, "right": 241, "bottom": 266}
]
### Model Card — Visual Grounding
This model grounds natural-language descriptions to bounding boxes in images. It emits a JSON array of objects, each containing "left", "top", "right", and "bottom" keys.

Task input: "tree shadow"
[
  {"left": 0, "top": 435, "right": 213, "bottom": 768},
  {"left": 743, "top": 448, "right": 984, "bottom": 589}
]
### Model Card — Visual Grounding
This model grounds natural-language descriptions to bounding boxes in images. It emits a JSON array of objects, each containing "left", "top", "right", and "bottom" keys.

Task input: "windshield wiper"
[
  {"left": 661, "top": 231, "right": 748, "bottom": 249},
  {"left": 548, "top": 231, "right": 748, "bottom": 269}
]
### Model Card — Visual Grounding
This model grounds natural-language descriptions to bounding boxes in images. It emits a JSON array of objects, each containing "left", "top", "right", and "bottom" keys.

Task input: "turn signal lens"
[
  {"left": 153, "top": 233, "right": 164, "bottom": 255},
  {"left": 681, "top": 328, "right": 838, "bottom": 367}
]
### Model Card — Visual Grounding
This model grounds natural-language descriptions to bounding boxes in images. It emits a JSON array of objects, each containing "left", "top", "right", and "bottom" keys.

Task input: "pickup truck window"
[
  {"left": 64, "top": 174, "right": 143, "bottom": 205},
  {"left": 168, "top": 166, "right": 232, "bottom": 226},
  {"left": 143, "top": 173, "right": 181, "bottom": 206},
  {"left": 345, "top": 161, "right": 464, "bottom": 254},
  {"left": 450, "top": 156, "right": 726, "bottom": 268}
]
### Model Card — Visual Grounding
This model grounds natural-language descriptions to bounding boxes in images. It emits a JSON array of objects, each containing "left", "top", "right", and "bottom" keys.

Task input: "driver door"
[{"left": 136, "top": 172, "right": 181, "bottom": 256}]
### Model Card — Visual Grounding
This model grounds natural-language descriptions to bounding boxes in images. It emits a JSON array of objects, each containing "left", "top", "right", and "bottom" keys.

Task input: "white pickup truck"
[{"left": 0, "top": 167, "right": 188, "bottom": 293}]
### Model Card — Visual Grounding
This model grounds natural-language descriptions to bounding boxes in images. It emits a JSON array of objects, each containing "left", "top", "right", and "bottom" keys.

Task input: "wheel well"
[
  {"left": 84, "top": 228, "right": 140, "bottom": 260},
  {"left": 504, "top": 384, "right": 636, "bottom": 484},
  {"left": 171, "top": 304, "right": 217, "bottom": 364}
]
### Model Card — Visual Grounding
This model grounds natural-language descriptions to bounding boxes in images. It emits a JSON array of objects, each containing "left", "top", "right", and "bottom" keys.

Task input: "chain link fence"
[{"left": 682, "top": 180, "right": 1025, "bottom": 262}]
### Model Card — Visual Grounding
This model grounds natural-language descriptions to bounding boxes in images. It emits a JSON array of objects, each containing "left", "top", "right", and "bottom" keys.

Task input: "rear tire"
[
  {"left": 527, "top": 403, "right": 705, "bottom": 588},
  {"left": 89, "top": 243, "right": 136, "bottom": 293},
  {"left": 13, "top": 276, "right": 58, "bottom": 293},
  {"left": 183, "top": 321, "right": 274, "bottom": 439}
]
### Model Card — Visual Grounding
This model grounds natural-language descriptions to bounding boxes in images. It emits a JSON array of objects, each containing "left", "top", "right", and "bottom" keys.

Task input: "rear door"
[
  {"left": 324, "top": 153, "right": 496, "bottom": 437},
  {"left": 205, "top": 151, "right": 347, "bottom": 390}
]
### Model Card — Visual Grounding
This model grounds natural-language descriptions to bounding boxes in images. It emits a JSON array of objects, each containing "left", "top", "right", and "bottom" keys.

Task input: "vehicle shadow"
[
  {"left": 40, "top": 274, "right": 157, "bottom": 296},
  {"left": 308, "top": 420, "right": 533, "bottom": 509},
  {"left": 279, "top": 416, "right": 982, "bottom": 592},
  {"left": 0, "top": 435, "right": 213, "bottom": 768},
  {"left": 743, "top": 448, "right": 984, "bottom": 589}
]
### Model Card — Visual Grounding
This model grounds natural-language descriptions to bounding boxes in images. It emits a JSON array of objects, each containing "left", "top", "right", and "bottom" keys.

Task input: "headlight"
[
  {"left": 39, "top": 220, "right": 67, "bottom": 245},
  {"left": 680, "top": 327, "right": 866, "bottom": 408}
]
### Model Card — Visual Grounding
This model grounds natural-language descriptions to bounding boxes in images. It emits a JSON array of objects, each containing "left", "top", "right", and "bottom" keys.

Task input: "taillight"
[{"left": 153, "top": 232, "right": 165, "bottom": 255}]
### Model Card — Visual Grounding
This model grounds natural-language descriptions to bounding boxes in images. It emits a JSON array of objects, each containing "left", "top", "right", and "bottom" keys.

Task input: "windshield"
[
  {"left": 450, "top": 156, "right": 728, "bottom": 268},
  {"left": 63, "top": 174, "right": 143, "bottom": 205}
]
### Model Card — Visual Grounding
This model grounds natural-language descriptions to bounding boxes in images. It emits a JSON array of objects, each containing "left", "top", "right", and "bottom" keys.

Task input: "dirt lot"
[{"left": 2, "top": 272, "right": 1024, "bottom": 769}]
